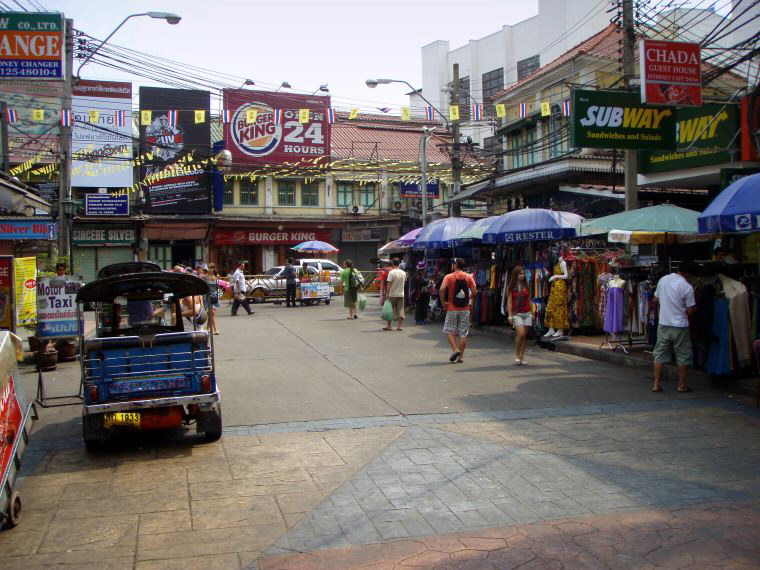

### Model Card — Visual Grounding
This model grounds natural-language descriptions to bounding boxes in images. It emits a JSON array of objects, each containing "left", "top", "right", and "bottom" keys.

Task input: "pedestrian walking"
[
  {"left": 652, "top": 262, "right": 697, "bottom": 393},
  {"left": 341, "top": 260, "right": 362, "bottom": 319},
  {"left": 231, "top": 261, "right": 253, "bottom": 316},
  {"left": 438, "top": 258, "right": 477, "bottom": 363},
  {"left": 505, "top": 265, "right": 531, "bottom": 365},
  {"left": 284, "top": 257, "right": 298, "bottom": 308},
  {"left": 412, "top": 261, "right": 430, "bottom": 325},
  {"left": 206, "top": 263, "right": 222, "bottom": 334},
  {"left": 384, "top": 258, "right": 407, "bottom": 331}
]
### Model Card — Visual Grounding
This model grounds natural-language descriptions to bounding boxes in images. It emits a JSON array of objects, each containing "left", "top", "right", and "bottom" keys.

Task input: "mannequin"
[
  {"left": 604, "top": 275, "right": 626, "bottom": 337},
  {"left": 544, "top": 255, "right": 569, "bottom": 337}
]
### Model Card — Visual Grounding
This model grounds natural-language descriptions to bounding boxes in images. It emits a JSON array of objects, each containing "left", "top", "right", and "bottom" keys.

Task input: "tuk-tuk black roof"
[
  {"left": 77, "top": 272, "right": 209, "bottom": 303},
  {"left": 97, "top": 261, "right": 162, "bottom": 279}
]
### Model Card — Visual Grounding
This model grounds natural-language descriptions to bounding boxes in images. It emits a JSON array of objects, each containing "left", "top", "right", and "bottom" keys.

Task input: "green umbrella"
[
  {"left": 451, "top": 216, "right": 500, "bottom": 245},
  {"left": 577, "top": 204, "right": 701, "bottom": 236}
]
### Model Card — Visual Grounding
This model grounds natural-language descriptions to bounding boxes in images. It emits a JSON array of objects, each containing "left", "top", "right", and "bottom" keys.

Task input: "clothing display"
[
  {"left": 545, "top": 263, "right": 569, "bottom": 330},
  {"left": 604, "top": 286, "right": 625, "bottom": 334}
]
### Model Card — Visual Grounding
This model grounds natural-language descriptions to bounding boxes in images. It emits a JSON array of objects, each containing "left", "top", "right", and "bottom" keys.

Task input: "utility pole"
[
  {"left": 1, "top": 102, "right": 9, "bottom": 173},
  {"left": 622, "top": 0, "right": 638, "bottom": 210},
  {"left": 58, "top": 18, "right": 74, "bottom": 257},
  {"left": 420, "top": 129, "right": 430, "bottom": 227},
  {"left": 450, "top": 63, "right": 462, "bottom": 217}
]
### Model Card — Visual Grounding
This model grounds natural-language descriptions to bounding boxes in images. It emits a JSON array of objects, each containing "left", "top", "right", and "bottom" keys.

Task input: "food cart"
[{"left": 0, "top": 332, "right": 35, "bottom": 529}]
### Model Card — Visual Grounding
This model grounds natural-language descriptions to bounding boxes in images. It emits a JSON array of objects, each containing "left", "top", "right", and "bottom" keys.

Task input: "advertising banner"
[
  {"left": 0, "top": 257, "right": 13, "bottom": 330},
  {"left": 84, "top": 193, "right": 129, "bottom": 216},
  {"left": 639, "top": 39, "right": 702, "bottom": 106},
  {"left": 72, "top": 80, "right": 133, "bottom": 188},
  {"left": 13, "top": 257, "right": 36, "bottom": 326},
  {"left": 399, "top": 179, "right": 440, "bottom": 198},
  {"left": 0, "top": 218, "right": 57, "bottom": 240},
  {"left": 0, "top": 375, "right": 23, "bottom": 488},
  {"left": 213, "top": 228, "right": 332, "bottom": 246},
  {"left": 36, "top": 276, "right": 82, "bottom": 338},
  {"left": 0, "top": 12, "right": 64, "bottom": 79},
  {"left": 300, "top": 282, "right": 331, "bottom": 300},
  {"left": 139, "top": 87, "right": 211, "bottom": 214},
  {"left": 1, "top": 80, "right": 62, "bottom": 164},
  {"left": 639, "top": 104, "right": 739, "bottom": 173},
  {"left": 224, "top": 90, "right": 331, "bottom": 165},
  {"left": 571, "top": 89, "right": 676, "bottom": 150}
]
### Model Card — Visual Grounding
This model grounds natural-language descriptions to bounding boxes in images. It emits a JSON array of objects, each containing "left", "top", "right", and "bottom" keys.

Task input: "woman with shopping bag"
[{"left": 340, "top": 260, "right": 363, "bottom": 319}]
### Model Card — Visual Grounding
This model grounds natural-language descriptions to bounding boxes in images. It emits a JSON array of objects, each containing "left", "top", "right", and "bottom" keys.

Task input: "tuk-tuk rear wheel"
[
  {"left": 197, "top": 403, "right": 222, "bottom": 442},
  {"left": 83, "top": 414, "right": 107, "bottom": 453},
  {"left": 7, "top": 491, "right": 22, "bottom": 528}
]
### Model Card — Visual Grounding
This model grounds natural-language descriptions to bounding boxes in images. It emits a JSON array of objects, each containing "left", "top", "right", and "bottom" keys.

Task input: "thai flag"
[
  {"left": 328, "top": 108, "right": 335, "bottom": 124},
  {"left": 5, "top": 107, "right": 19, "bottom": 123},
  {"left": 167, "top": 110, "right": 178, "bottom": 127},
  {"left": 562, "top": 99, "right": 571, "bottom": 117},
  {"left": 518, "top": 102, "right": 527, "bottom": 118},
  {"left": 114, "top": 110, "right": 126, "bottom": 127},
  {"left": 60, "top": 109, "right": 72, "bottom": 127},
  {"left": 425, "top": 106, "right": 434, "bottom": 121},
  {"left": 274, "top": 109, "right": 282, "bottom": 124},
  {"left": 377, "top": 107, "right": 391, "bottom": 113},
  {"left": 221, "top": 109, "right": 231, "bottom": 123},
  {"left": 471, "top": 104, "right": 482, "bottom": 120}
]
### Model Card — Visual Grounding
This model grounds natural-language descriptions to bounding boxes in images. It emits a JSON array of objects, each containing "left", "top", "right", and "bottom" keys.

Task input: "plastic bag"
[
  {"left": 380, "top": 299, "right": 393, "bottom": 321},
  {"left": 358, "top": 293, "right": 367, "bottom": 311}
]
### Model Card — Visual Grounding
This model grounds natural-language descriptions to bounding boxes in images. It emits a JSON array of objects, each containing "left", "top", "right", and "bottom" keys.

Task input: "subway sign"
[
  {"left": 0, "top": 12, "right": 64, "bottom": 79},
  {"left": 571, "top": 89, "right": 676, "bottom": 150}
]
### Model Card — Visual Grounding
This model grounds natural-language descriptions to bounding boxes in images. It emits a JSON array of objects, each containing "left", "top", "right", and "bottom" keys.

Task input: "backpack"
[
  {"left": 349, "top": 269, "right": 364, "bottom": 290},
  {"left": 451, "top": 274, "right": 470, "bottom": 308}
]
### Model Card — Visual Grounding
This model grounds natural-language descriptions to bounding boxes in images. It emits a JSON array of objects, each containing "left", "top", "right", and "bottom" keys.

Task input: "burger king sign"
[{"left": 224, "top": 89, "right": 331, "bottom": 165}]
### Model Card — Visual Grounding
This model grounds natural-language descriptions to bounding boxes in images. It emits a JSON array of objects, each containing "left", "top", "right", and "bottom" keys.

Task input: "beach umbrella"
[
  {"left": 698, "top": 172, "right": 760, "bottom": 233},
  {"left": 450, "top": 216, "right": 500, "bottom": 246},
  {"left": 577, "top": 204, "right": 699, "bottom": 236},
  {"left": 292, "top": 240, "right": 339, "bottom": 253},
  {"left": 377, "top": 240, "right": 404, "bottom": 254},
  {"left": 482, "top": 209, "right": 582, "bottom": 244},
  {"left": 412, "top": 217, "right": 473, "bottom": 249},
  {"left": 396, "top": 227, "right": 423, "bottom": 246}
]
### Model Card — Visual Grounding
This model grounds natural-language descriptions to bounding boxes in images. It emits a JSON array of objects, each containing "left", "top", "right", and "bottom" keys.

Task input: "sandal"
[
  {"left": 382, "top": 327, "right": 393, "bottom": 331},
  {"left": 449, "top": 351, "right": 461, "bottom": 362},
  {"left": 677, "top": 387, "right": 693, "bottom": 393},
  {"left": 652, "top": 386, "right": 663, "bottom": 392}
]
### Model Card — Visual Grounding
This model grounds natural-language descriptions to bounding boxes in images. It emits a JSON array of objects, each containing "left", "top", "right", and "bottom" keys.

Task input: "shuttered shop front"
[{"left": 72, "top": 225, "right": 136, "bottom": 283}]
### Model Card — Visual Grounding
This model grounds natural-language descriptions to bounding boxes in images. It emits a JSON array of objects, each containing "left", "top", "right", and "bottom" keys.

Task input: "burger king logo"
[
  {"left": 231, "top": 102, "right": 282, "bottom": 158},
  {"left": 232, "top": 231, "right": 246, "bottom": 243}
]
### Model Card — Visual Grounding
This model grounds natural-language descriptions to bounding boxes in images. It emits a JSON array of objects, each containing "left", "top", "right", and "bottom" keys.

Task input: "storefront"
[
  {"left": 339, "top": 228, "right": 385, "bottom": 270},
  {"left": 142, "top": 221, "right": 210, "bottom": 270},
  {"left": 0, "top": 218, "right": 57, "bottom": 257},
  {"left": 71, "top": 223, "right": 137, "bottom": 283}
]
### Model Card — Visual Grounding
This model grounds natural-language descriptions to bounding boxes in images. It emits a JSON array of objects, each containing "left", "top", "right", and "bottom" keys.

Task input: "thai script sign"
[
  {"left": 13, "top": 257, "right": 36, "bottom": 326},
  {"left": 2, "top": 79, "right": 62, "bottom": 164},
  {"left": 639, "top": 39, "right": 701, "bottom": 107},
  {"left": 36, "top": 276, "right": 82, "bottom": 338},
  {"left": 0, "top": 12, "right": 64, "bottom": 79}
]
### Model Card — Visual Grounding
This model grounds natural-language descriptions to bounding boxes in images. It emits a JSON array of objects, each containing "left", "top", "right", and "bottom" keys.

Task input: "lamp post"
[
  {"left": 311, "top": 84, "right": 329, "bottom": 95},
  {"left": 238, "top": 79, "right": 255, "bottom": 88},
  {"left": 275, "top": 81, "right": 291, "bottom": 91},
  {"left": 366, "top": 78, "right": 449, "bottom": 129}
]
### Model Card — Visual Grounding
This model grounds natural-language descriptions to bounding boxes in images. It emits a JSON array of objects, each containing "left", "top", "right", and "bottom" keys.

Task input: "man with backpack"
[{"left": 438, "top": 258, "right": 477, "bottom": 363}]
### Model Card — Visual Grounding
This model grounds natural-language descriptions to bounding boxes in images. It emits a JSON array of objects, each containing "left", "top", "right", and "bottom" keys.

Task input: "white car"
[{"left": 297, "top": 259, "right": 342, "bottom": 288}]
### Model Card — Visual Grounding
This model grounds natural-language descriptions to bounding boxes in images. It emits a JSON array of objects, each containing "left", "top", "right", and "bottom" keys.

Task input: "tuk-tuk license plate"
[{"left": 103, "top": 412, "right": 141, "bottom": 429}]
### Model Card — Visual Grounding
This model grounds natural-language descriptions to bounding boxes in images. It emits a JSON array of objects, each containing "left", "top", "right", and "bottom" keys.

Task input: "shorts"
[
  {"left": 443, "top": 310, "right": 470, "bottom": 336},
  {"left": 511, "top": 312, "right": 532, "bottom": 327},
  {"left": 210, "top": 300, "right": 220, "bottom": 309},
  {"left": 653, "top": 325, "right": 692, "bottom": 367},
  {"left": 388, "top": 296, "right": 404, "bottom": 321}
]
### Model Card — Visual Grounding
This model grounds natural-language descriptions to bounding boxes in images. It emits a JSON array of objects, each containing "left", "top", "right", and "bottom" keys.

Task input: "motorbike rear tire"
[{"left": 197, "top": 403, "right": 223, "bottom": 442}]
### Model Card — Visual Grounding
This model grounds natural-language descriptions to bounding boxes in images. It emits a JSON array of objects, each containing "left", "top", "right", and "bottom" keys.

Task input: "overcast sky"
[{"left": 42, "top": 0, "right": 542, "bottom": 111}]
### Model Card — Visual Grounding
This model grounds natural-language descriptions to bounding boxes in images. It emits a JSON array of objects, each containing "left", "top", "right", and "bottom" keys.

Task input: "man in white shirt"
[
  {"left": 384, "top": 258, "right": 407, "bottom": 331},
  {"left": 231, "top": 261, "right": 253, "bottom": 316},
  {"left": 652, "top": 262, "right": 697, "bottom": 393}
]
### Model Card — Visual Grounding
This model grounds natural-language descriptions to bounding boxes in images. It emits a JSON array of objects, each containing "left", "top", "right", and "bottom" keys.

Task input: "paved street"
[{"left": 2, "top": 296, "right": 760, "bottom": 569}]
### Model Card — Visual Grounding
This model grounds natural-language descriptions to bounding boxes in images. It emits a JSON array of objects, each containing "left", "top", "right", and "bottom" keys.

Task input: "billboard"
[
  {"left": 13, "top": 257, "right": 36, "bottom": 327},
  {"left": 639, "top": 39, "right": 701, "bottom": 107},
  {"left": 72, "top": 80, "right": 133, "bottom": 188},
  {"left": 213, "top": 228, "right": 332, "bottom": 245},
  {"left": 571, "top": 89, "right": 676, "bottom": 150},
  {"left": 0, "top": 12, "right": 64, "bottom": 80},
  {"left": 224, "top": 90, "right": 330, "bottom": 165},
  {"left": 1, "top": 79, "right": 62, "bottom": 164},
  {"left": 36, "top": 276, "right": 82, "bottom": 338},
  {"left": 399, "top": 179, "right": 440, "bottom": 198}
]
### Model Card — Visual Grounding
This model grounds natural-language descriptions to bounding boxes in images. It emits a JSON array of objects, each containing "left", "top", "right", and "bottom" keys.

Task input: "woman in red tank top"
[{"left": 505, "top": 265, "right": 532, "bottom": 365}]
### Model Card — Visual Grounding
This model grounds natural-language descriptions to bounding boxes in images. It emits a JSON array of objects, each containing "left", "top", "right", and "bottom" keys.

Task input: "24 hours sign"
[{"left": 0, "top": 12, "right": 64, "bottom": 79}]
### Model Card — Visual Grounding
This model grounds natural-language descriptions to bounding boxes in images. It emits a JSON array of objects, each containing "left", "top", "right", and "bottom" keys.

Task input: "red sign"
[
  {"left": 639, "top": 39, "right": 702, "bottom": 106},
  {"left": 741, "top": 96, "right": 760, "bottom": 161},
  {"left": 223, "top": 90, "right": 331, "bottom": 166},
  {"left": 214, "top": 228, "right": 332, "bottom": 245},
  {"left": 0, "top": 375, "right": 23, "bottom": 486}
]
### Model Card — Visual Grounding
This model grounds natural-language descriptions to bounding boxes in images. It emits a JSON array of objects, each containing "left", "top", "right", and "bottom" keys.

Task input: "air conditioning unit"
[
  {"left": 414, "top": 201, "right": 423, "bottom": 212},
  {"left": 351, "top": 205, "right": 365, "bottom": 214},
  {"left": 391, "top": 201, "right": 403, "bottom": 212}
]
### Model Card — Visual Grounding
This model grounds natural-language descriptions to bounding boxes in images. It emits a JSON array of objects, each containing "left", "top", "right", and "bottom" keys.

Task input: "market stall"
[{"left": 291, "top": 240, "right": 339, "bottom": 303}]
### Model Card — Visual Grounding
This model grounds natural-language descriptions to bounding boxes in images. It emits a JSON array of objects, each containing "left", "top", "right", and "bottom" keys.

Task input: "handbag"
[
  {"left": 380, "top": 299, "right": 393, "bottom": 321},
  {"left": 358, "top": 293, "right": 367, "bottom": 311}
]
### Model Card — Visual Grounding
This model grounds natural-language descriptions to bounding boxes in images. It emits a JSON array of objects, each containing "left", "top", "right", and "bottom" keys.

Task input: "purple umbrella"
[{"left": 395, "top": 227, "right": 423, "bottom": 246}]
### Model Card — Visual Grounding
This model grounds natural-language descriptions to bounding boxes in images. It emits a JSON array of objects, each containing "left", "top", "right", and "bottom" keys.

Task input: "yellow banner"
[
  {"left": 401, "top": 107, "right": 411, "bottom": 121},
  {"left": 495, "top": 104, "right": 506, "bottom": 118},
  {"left": 89, "top": 110, "right": 100, "bottom": 123},
  {"left": 31, "top": 109, "right": 45, "bottom": 121},
  {"left": 245, "top": 109, "right": 258, "bottom": 124},
  {"left": 14, "top": 257, "right": 36, "bottom": 326},
  {"left": 194, "top": 110, "right": 206, "bottom": 124},
  {"left": 449, "top": 105, "right": 460, "bottom": 121},
  {"left": 541, "top": 102, "right": 551, "bottom": 117},
  {"left": 298, "top": 108, "right": 310, "bottom": 123},
  {"left": 349, "top": 108, "right": 359, "bottom": 120},
  {"left": 140, "top": 110, "right": 152, "bottom": 125}
]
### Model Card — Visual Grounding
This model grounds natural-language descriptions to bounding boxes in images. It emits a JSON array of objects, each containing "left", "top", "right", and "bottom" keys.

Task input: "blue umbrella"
[
  {"left": 412, "top": 217, "right": 473, "bottom": 250},
  {"left": 292, "top": 240, "right": 339, "bottom": 253},
  {"left": 698, "top": 172, "right": 760, "bottom": 234},
  {"left": 450, "top": 216, "right": 500, "bottom": 246},
  {"left": 482, "top": 209, "right": 582, "bottom": 244}
]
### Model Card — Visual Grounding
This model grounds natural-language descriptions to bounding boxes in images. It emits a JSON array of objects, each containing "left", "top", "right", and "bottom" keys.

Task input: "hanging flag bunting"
[
  {"left": 425, "top": 106, "right": 434, "bottom": 121},
  {"left": 495, "top": 103, "right": 506, "bottom": 118},
  {"left": 194, "top": 110, "right": 206, "bottom": 124},
  {"left": 167, "top": 110, "right": 178, "bottom": 127},
  {"left": 31, "top": 109, "right": 45, "bottom": 121},
  {"left": 377, "top": 107, "right": 390, "bottom": 113},
  {"left": 141, "top": 110, "right": 152, "bottom": 125},
  {"left": 89, "top": 110, "right": 99, "bottom": 123},
  {"left": 449, "top": 105, "right": 460, "bottom": 121},
  {"left": 298, "top": 108, "right": 310, "bottom": 123},
  {"left": 401, "top": 107, "right": 411, "bottom": 121},
  {"left": 540, "top": 102, "right": 551, "bottom": 116},
  {"left": 114, "top": 110, "right": 127, "bottom": 127},
  {"left": 348, "top": 108, "right": 359, "bottom": 120},
  {"left": 245, "top": 109, "right": 257, "bottom": 124},
  {"left": 274, "top": 109, "right": 282, "bottom": 124},
  {"left": 221, "top": 109, "right": 231, "bottom": 123},
  {"left": 562, "top": 99, "right": 571, "bottom": 117},
  {"left": 518, "top": 102, "right": 527, "bottom": 118},
  {"left": 328, "top": 108, "right": 335, "bottom": 123},
  {"left": 471, "top": 104, "right": 482, "bottom": 120},
  {"left": 60, "top": 109, "right": 72, "bottom": 127},
  {"left": 5, "top": 107, "right": 19, "bottom": 123}
]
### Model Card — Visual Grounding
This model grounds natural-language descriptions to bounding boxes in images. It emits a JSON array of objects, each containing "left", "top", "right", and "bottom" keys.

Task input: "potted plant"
[
  {"left": 35, "top": 344, "right": 58, "bottom": 371},
  {"left": 55, "top": 338, "right": 77, "bottom": 362}
]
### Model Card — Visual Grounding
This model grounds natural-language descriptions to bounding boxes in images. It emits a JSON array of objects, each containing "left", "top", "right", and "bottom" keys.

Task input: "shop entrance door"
[{"left": 172, "top": 242, "right": 197, "bottom": 268}]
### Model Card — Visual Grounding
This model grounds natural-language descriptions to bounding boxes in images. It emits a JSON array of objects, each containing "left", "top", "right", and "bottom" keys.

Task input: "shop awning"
[
  {"left": 0, "top": 177, "right": 51, "bottom": 216},
  {"left": 578, "top": 204, "right": 700, "bottom": 236},
  {"left": 144, "top": 222, "right": 209, "bottom": 241}
]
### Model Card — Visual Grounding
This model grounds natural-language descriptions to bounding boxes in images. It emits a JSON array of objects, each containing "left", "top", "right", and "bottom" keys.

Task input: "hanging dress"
[
  {"left": 604, "top": 286, "right": 625, "bottom": 334},
  {"left": 545, "top": 263, "right": 569, "bottom": 330}
]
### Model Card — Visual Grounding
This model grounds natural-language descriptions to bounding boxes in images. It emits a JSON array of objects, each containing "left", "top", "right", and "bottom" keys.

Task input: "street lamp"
[
  {"left": 419, "top": 126, "right": 434, "bottom": 227},
  {"left": 311, "top": 84, "right": 329, "bottom": 94},
  {"left": 365, "top": 78, "right": 449, "bottom": 128},
  {"left": 238, "top": 79, "right": 255, "bottom": 88},
  {"left": 75, "top": 12, "right": 181, "bottom": 79},
  {"left": 276, "top": 81, "right": 291, "bottom": 91}
]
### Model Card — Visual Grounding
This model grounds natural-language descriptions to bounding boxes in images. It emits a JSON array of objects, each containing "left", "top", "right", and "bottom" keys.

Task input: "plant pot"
[
  {"left": 35, "top": 349, "right": 58, "bottom": 372},
  {"left": 28, "top": 336, "right": 42, "bottom": 353},
  {"left": 55, "top": 341, "right": 76, "bottom": 362}
]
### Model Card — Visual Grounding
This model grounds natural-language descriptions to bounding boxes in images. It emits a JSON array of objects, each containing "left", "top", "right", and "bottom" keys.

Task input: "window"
[
  {"left": 481, "top": 68, "right": 503, "bottom": 117},
  {"left": 359, "top": 182, "right": 376, "bottom": 207},
  {"left": 301, "top": 182, "right": 319, "bottom": 207},
  {"left": 277, "top": 179, "right": 295, "bottom": 206},
  {"left": 517, "top": 55, "right": 540, "bottom": 81},
  {"left": 223, "top": 178, "right": 234, "bottom": 205},
  {"left": 336, "top": 181, "right": 353, "bottom": 207},
  {"left": 322, "top": 262, "right": 340, "bottom": 271},
  {"left": 508, "top": 127, "right": 538, "bottom": 169},
  {"left": 549, "top": 104, "right": 569, "bottom": 158},
  {"left": 240, "top": 179, "right": 258, "bottom": 205}
]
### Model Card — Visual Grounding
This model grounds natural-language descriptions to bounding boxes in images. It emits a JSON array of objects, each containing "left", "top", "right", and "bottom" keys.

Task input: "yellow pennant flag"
[
  {"left": 495, "top": 104, "right": 506, "bottom": 118},
  {"left": 541, "top": 102, "right": 551, "bottom": 117},
  {"left": 401, "top": 107, "right": 411, "bottom": 121},
  {"left": 89, "top": 110, "right": 99, "bottom": 123},
  {"left": 141, "top": 110, "right": 152, "bottom": 125},
  {"left": 32, "top": 109, "right": 45, "bottom": 121},
  {"left": 245, "top": 109, "right": 258, "bottom": 124},
  {"left": 194, "top": 110, "right": 206, "bottom": 124},
  {"left": 298, "top": 108, "right": 310, "bottom": 123},
  {"left": 348, "top": 108, "right": 359, "bottom": 120},
  {"left": 449, "top": 105, "right": 460, "bottom": 121}
]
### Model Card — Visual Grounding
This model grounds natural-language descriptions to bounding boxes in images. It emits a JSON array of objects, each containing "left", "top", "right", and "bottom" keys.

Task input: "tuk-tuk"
[{"left": 76, "top": 263, "right": 222, "bottom": 451}]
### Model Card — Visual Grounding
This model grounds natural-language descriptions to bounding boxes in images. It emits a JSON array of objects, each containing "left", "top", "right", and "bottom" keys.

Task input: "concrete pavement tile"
[
  {"left": 298, "top": 452, "right": 346, "bottom": 468},
  {"left": 276, "top": 490, "right": 324, "bottom": 514},
  {"left": 307, "top": 464, "right": 356, "bottom": 485},
  {"left": 190, "top": 476, "right": 318, "bottom": 500},
  {"left": 397, "top": 549, "right": 451, "bottom": 567},
  {"left": 3, "top": 553, "right": 135, "bottom": 569},
  {"left": 228, "top": 462, "right": 312, "bottom": 483},
  {"left": 61, "top": 481, "right": 112, "bottom": 501},
  {"left": 109, "top": 467, "right": 187, "bottom": 495},
  {"left": 220, "top": 434, "right": 262, "bottom": 448},
  {"left": 0, "top": 526, "right": 46, "bottom": 556},
  {"left": 22, "top": 467, "right": 113, "bottom": 488},
  {"left": 38, "top": 514, "right": 138, "bottom": 553},
  {"left": 560, "top": 556, "right": 609, "bottom": 570},
  {"left": 486, "top": 547, "right": 536, "bottom": 568},
  {"left": 56, "top": 486, "right": 189, "bottom": 519},
  {"left": 191, "top": 494, "right": 284, "bottom": 530},
  {"left": 238, "top": 550, "right": 263, "bottom": 569},
  {"left": 375, "top": 520, "right": 411, "bottom": 539},
  {"left": 14, "top": 477, "right": 66, "bottom": 511},
  {"left": 186, "top": 463, "right": 233, "bottom": 484},
  {"left": 42, "top": 448, "right": 116, "bottom": 472},
  {"left": 529, "top": 540, "right": 585, "bottom": 561},
  {"left": 137, "top": 524, "right": 283, "bottom": 560},
  {"left": 136, "top": 553, "right": 241, "bottom": 569},
  {"left": 139, "top": 509, "right": 192, "bottom": 534}
]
